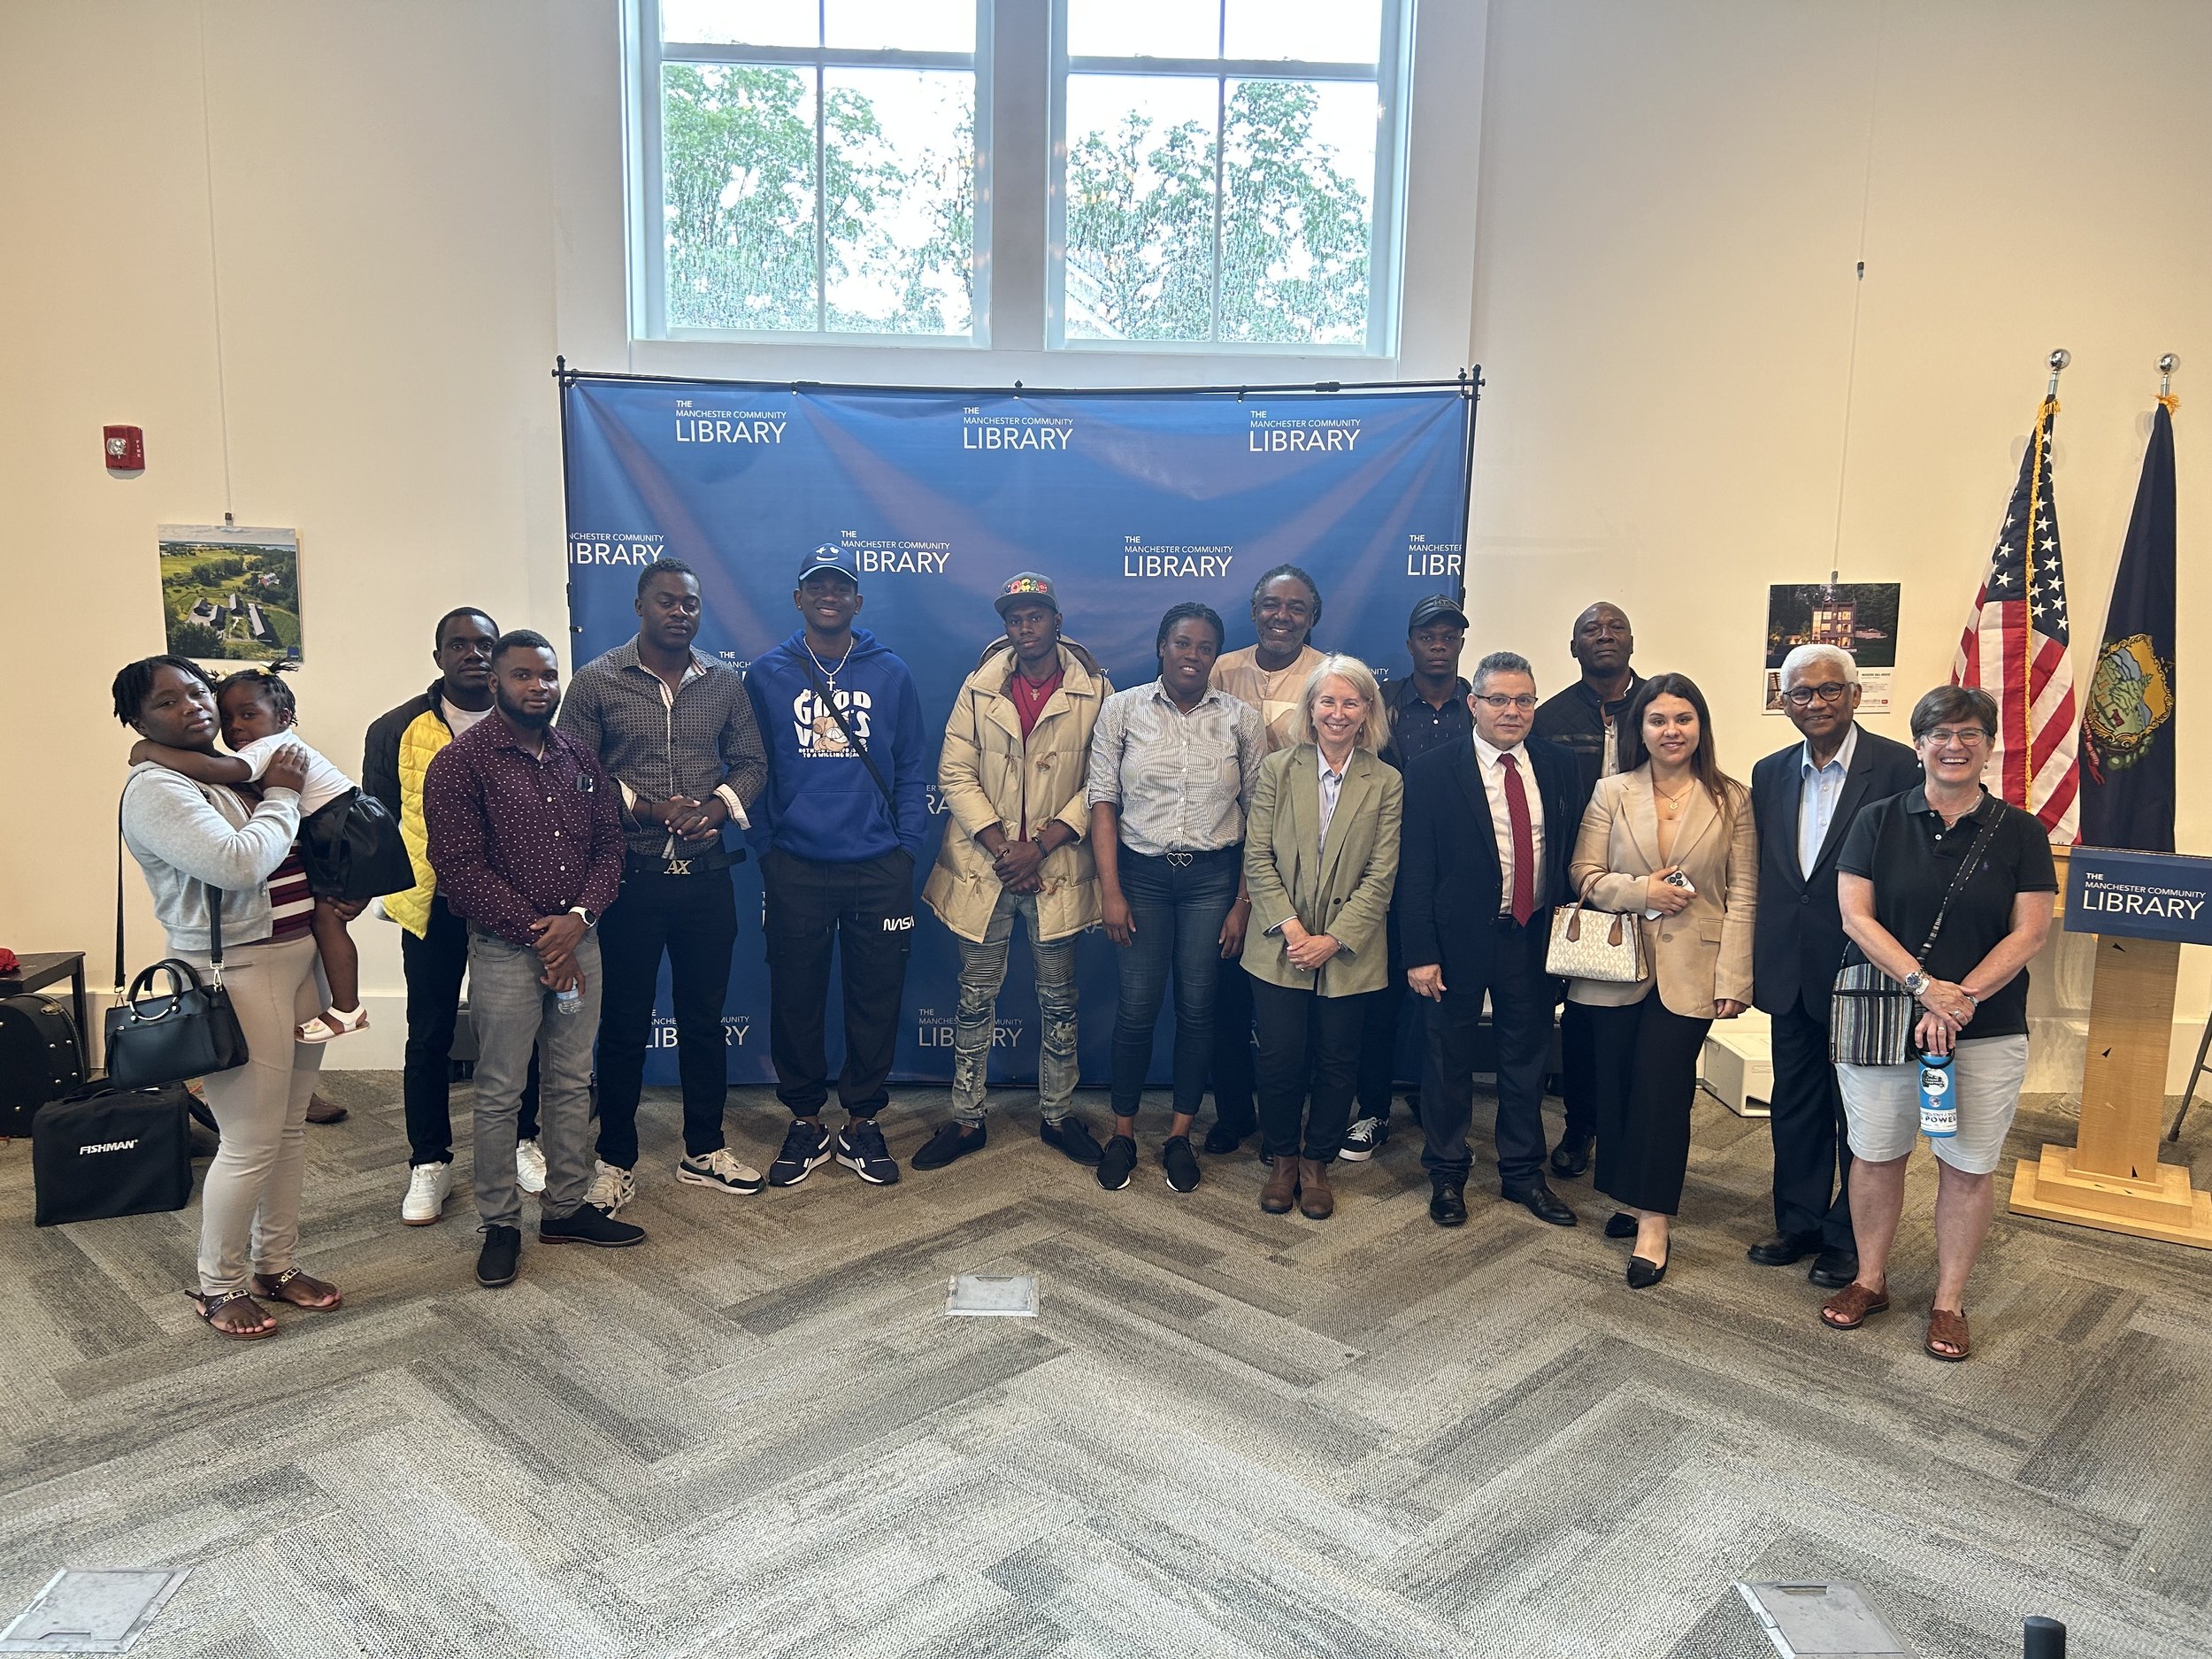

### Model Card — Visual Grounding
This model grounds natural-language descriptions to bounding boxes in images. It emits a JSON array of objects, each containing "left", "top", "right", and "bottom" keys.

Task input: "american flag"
[{"left": 1954, "top": 398, "right": 2078, "bottom": 841}]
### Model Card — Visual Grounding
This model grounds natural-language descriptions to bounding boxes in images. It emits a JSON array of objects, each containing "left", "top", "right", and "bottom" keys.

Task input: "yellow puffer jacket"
[{"left": 364, "top": 687, "right": 457, "bottom": 938}]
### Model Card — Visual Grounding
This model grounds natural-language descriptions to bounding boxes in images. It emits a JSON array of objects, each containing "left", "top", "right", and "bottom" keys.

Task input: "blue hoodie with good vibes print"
[{"left": 744, "top": 626, "right": 930, "bottom": 863}]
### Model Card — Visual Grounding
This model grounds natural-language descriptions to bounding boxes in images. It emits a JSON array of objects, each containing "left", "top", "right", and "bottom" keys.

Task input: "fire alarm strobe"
[{"left": 103, "top": 426, "right": 144, "bottom": 471}]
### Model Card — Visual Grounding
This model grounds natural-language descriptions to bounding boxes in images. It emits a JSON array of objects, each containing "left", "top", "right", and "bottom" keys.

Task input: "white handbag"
[{"left": 1544, "top": 895, "right": 1646, "bottom": 984}]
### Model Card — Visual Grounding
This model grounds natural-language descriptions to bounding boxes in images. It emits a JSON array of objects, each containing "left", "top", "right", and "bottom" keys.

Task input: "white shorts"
[{"left": 1835, "top": 1033, "right": 2030, "bottom": 1175}]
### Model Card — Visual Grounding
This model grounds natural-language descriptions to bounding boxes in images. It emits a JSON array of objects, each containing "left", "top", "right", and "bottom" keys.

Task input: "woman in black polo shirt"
[{"left": 1821, "top": 686, "right": 2055, "bottom": 1361}]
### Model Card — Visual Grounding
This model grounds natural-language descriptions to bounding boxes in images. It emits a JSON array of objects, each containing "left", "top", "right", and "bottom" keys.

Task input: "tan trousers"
[{"left": 186, "top": 933, "right": 326, "bottom": 1295}]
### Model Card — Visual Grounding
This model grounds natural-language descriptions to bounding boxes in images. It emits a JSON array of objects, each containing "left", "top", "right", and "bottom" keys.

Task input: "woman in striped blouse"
[{"left": 113, "top": 656, "right": 348, "bottom": 1339}]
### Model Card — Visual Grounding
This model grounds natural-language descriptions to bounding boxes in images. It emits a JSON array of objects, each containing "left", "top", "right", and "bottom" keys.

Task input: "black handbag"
[
  {"left": 104, "top": 811, "right": 250, "bottom": 1090},
  {"left": 32, "top": 1081, "right": 196, "bottom": 1225},
  {"left": 301, "top": 786, "right": 416, "bottom": 902},
  {"left": 1829, "top": 802, "right": 2006, "bottom": 1066}
]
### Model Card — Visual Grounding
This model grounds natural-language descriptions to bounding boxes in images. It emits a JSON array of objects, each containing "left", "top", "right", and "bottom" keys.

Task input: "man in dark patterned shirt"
[
  {"left": 558, "top": 558, "right": 768, "bottom": 1213},
  {"left": 424, "top": 629, "right": 638, "bottom": 1289}
]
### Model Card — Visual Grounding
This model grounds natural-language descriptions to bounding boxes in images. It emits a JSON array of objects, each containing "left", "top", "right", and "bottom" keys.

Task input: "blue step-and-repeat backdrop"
[{"left": 560, "top": 374, "right": 1473, "bottom": 1087}]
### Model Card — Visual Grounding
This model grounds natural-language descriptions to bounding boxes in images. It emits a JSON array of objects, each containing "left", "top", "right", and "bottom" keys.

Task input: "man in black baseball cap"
[{"left": 1347, "top": 592, "right": 1473, "bottom": 1162}]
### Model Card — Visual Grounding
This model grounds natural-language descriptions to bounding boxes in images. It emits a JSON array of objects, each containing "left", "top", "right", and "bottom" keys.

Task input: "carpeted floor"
[{"left": 2, "top": 1075, "right": 2208, "bottom": 1658}]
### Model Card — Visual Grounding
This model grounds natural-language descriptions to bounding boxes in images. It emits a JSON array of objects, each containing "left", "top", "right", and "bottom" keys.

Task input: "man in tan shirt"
[{"left": 1203, "top": 564, "right": 1326, "bottom": 1151}]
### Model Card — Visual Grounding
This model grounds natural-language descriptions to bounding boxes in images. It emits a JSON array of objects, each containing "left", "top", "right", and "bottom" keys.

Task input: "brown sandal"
[
  {"left": 1819, "top": 1282, "right": 1891, "bottom": 1330},
  {"left": 1924, "top": 1307, "right": 1970, "bottom": 1361},
  {"left": 250, "top": 1267, "right": 342, "bottom": 1310},
  {"left": 190, "top": 1289, "right": 277, "bottom": 1340}
]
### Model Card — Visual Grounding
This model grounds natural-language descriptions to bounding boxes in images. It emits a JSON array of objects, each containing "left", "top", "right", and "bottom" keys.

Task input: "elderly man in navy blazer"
[
  {"left": 1399, "top": 650, "right": 1585, "bottom": 1228},
  {"left": 1748, "top": 644, "right": 1921, "bottom": 1289}
]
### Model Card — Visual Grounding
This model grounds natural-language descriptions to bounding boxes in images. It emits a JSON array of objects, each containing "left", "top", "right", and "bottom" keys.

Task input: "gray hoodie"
[{"left": 119, "top": 763, "right": 301, "bottom": 955}]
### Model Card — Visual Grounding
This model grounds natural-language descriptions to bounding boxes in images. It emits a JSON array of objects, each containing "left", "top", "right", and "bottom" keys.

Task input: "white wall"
[{"left": 2, "top": 1, "right": 2205, "bottom": 1087}]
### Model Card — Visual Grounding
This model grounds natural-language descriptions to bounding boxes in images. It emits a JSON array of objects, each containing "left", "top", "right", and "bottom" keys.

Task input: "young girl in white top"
[{"left": 127, "top": 666, "right": 369, "bottom": 1042}]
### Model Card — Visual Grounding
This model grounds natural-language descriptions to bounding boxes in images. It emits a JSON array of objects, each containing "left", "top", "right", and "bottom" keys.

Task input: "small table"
[{"left": 0, "top": 951, "right": 91, "bottom": 1073}]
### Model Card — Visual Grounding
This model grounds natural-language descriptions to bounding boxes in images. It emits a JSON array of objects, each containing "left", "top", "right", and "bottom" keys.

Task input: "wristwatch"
[
  {"left": 1902, "top": 969, "right": 1932, "bottom": 998},
  {"left": 569, "top": 905, "right": 598, "bottom": 929}
]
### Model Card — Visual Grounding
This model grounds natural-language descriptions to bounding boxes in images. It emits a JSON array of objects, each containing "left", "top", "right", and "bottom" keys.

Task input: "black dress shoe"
[
  {"left": 912, "top": 1121, "right": 987, "bottom": 1171},
  {"left": 1502, "top": 1180, "right": 1578, "bottom": 1227},
  {"left": 1808, "top": 1247, "right": 1859, "bottom": 1289},
  {"left": 1548, "top": 1133, "right": 1593, "bottom": 1179},
  {"left": 1747, "top": 1229, "right": 1823, "bottom": 1268},
  {"left": 1603, "top": 1211, "right": 1638, "bottom": 1240},
  {"left": 1429, "top": 1182, "right": 1468, "bottom": 1227},
  {"left": 1202, "top": 1119, "right": 1254, "bottom": 1156},
  {"left": 1626, "top": 1254, "right": 1669, "bottom": 1289}
]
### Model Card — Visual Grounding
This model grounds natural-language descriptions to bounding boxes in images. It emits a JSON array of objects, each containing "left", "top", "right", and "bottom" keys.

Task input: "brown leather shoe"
[
  {"left": 1297, "top": 1157, "right": 1334, "bottom": 1219},
  {"left": 305, "top": 1094, "right": 348, "bottom": 1125},
  {"left": 1260, "top": 1153, "right": 1300, "bottom": 1213}
]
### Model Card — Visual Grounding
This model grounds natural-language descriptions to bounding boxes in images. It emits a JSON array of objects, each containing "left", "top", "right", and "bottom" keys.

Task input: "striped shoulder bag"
[{"left": 1828, "top": 802, "right": 2006, "bottom": 1066}]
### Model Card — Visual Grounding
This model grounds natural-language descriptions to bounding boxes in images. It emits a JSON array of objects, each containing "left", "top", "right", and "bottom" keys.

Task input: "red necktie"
[{"left": 1501, "top": 752, "right": 1536, "bottom": 926}]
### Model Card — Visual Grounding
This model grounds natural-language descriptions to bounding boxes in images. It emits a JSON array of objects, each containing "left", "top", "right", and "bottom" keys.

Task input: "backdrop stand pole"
[{"left": 2010, "top": 933, "right": 2212, "bottom": 1248}]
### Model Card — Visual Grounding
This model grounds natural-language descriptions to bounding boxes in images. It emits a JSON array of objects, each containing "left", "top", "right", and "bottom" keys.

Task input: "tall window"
[
  {"left": 638, "top": 0, "right": 985, "bottom": 340},
  {"left": 1052, "top": 0, "right": 1405, "bottom": 353},
  {"left": 629, "top": 1, "right": 1410, "bottom": 353}
]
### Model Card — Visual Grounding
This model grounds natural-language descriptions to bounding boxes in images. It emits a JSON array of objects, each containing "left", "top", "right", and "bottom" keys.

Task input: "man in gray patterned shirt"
[{"left": 557, "top": 557, "right": 767, "bottom": 1211}]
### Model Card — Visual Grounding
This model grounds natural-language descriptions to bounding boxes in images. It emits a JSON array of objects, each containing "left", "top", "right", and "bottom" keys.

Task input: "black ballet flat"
[
  {"left": 1603, "top": 1211, "right": 1637, "bottom": 1240},
  {"left": 1625, "top": 1255, "right": 1668, "bottom": 1289}
]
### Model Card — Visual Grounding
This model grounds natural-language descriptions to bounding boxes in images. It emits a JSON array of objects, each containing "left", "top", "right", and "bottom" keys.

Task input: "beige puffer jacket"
[{"left": 923, "top": 638, "right": 1113, "bottom": 943}]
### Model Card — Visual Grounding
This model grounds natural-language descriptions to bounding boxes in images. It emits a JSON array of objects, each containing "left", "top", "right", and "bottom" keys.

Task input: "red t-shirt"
[{"left": 1008, "top": 665, "right": 1063, "bottom": 741}]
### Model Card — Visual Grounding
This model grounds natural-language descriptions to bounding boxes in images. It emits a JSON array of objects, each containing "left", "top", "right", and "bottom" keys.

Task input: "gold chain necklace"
[{"left": 1654, "top": 780, "right": 1695, "bottom": 818}]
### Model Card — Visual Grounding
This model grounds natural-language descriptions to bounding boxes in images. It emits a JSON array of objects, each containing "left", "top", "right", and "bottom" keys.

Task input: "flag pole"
[{"left": 2026, "top": 349, "right": 2069, "bottom": 812}]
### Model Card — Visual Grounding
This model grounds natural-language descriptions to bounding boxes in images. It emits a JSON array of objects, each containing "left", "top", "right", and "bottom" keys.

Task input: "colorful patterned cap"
[{"left": 995, "top": 572, "right": 1059, "bottom": 616}]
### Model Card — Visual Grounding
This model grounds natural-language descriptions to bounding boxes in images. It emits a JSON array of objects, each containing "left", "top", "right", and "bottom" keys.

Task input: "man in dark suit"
[
  {"left": 1748, "top": 644, "right": 1921, "bottom": 1288},
  {"left": 1400, "top": 650, "right": 1584, "bottom": 1228}
]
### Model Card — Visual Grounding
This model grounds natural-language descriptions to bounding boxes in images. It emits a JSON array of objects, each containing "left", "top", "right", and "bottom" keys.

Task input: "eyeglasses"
[
  {"left": 1921, "top": 727, "right": 1991, "bottom": 749},
  {"left": 1780, "top": 683, "right": 1850, "bottom": 707},
  {"left": 1473, "top": 693, "right": 1539, "bottom": 711}
]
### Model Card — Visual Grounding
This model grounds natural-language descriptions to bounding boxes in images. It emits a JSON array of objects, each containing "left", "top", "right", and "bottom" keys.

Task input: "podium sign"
[
  {"left": 2065, "top": 848, "right": 2212, "bottom": 944},
  {"left": 2016, "top": 845, "right": 2212, "bottom": 1248}
]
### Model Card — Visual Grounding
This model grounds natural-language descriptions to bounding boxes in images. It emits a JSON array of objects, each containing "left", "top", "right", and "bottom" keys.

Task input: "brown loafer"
[
  {"left": 1924, "top": 1307, "right": 1970, "bottom": 1362},
  {"left": 1297, "top": 1157, "right": 1334, "bottom": 1219},
  {"left": 1259, "top": 1154, "right": 1300, "bottom": 1214},
  {"left": 305, "top": 1094, "right": 348, "bottom": 1125},
  {"left": 1819, "top": 1281, "right": 1891, "bottom": 1330}
]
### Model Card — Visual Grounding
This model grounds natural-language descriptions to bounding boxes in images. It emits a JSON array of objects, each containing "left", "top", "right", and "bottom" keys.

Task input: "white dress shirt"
[
  {"left": 1796, "top": 723, "right": 1858, "bottom": 879},
  {"left": 1473, "top": 733, "right": 1546, "bottom": 914}
]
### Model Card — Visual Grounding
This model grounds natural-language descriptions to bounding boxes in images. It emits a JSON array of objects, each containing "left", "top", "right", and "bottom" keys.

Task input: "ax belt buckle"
[{"left": 661, "top": 856, "right": 695, "bottom": 877}]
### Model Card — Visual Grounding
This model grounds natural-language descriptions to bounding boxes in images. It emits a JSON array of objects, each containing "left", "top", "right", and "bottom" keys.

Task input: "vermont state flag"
[{"left": 2079, "top": 400, "right": 2178, "bottom": 850}]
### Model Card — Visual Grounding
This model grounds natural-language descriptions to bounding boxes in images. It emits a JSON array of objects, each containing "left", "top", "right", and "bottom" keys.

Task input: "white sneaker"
[
  {"left": 401, "top": 1162, "right": 453, "bottom": 1225},
  {"left": 584, "top": 1158, "right": 637, "bottom": 1215},
  {"left": 515, "top": 1139, "right": 548, "bottom": 1194},
  {"left": 677, "top": 1147, "right": 765, "bottom": 1194}
]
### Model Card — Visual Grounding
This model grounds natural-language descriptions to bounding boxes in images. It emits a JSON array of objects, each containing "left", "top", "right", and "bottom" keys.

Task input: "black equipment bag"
[
  {"left": 0, "top": 995, "right": 85, "bottom": 1136},
  {"left": 301, "top": 787, "right": 416, "bottom": 902},
  {"left": 32, "top": 1082, "right": 195, "bottom": 1225}
]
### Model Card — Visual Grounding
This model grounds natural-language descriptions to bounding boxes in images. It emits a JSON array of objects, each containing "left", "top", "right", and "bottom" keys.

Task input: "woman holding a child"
[{"left": 111, "top": 654, "right": 352, "bottom": 1339}]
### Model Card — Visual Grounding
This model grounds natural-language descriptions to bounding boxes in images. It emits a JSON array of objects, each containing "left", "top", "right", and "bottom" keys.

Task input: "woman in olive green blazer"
[{"left": 1241, "top": 656, "right": 1403, "bottom": 1218}]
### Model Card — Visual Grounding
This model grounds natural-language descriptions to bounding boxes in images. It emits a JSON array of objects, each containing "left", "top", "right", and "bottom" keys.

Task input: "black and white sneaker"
[
  {"left": 768, "top": 1119, "right": 835, "bottom": 1187},
  {"left": 835, "top": 1118, "right": 902, "bottom": 1185},
  {"left": 1162, "top": 1134, "right": 1202, "bottom": 1194},
  {"left": 540, "top": 1205, "right": 647, "bottom": 1248},
  {"left": 1096, "top": 1133, "right": 1138, "bottom": 1191},
  {"left": 678, "top": 1148, "right": 765, "bottom": 1194},
  {"left": 1339, "top": 1117, "right": 1389, "bottom": 1162},
  {"left": 1040, "top": 1115, "right": 1104, "bottom": 1166}
]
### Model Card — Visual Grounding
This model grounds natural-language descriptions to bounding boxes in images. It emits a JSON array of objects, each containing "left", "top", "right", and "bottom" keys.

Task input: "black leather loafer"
[
  {"left": 1548, "top": 1133, "right": 1594, "bottom": 1178},
  {"left": 1502, "top": 1180, "right": 1578, "bottom": 1227},
  {"left": 1808, "top": 1247, "right": 1860, "bottom": 1289},
  {"left": 1429, "top": 1182, "right": 1468, "bottom": 1227},
  {"left": 1747, "top": 1230, "right": 1823, "bottom": 1267}
]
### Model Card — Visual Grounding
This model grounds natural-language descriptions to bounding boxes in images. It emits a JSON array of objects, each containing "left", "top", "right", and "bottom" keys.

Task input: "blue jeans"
[
  {"left": 952, "top": 887, "right": 1079, "bottom": 1125},
  {"left": 1109, "top": 846, "right": 1239, "bottom": 1118}
]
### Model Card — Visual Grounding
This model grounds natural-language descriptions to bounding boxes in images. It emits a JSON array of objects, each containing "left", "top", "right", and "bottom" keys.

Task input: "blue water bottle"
[{"left": 1918, "top": 1048, "right": 1957, "bottom": 1140}]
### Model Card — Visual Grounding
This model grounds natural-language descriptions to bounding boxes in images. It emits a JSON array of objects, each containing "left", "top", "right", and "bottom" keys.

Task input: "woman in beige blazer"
[
  {"left": 1240, "top": 656, "right": 1403, "bottom": 1219},
  {"left": 1567, "top": 672, "right": 1756, "bottom": 1286}
]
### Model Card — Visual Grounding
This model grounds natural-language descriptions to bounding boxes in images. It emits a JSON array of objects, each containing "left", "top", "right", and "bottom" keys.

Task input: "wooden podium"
[{"left": 2009, "top": 848, "right": 2212, "bottom": 1249}]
